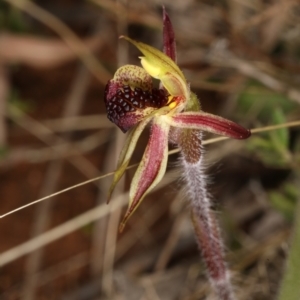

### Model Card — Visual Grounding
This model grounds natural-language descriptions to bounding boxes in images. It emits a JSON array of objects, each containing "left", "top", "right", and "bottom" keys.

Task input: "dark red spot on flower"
[{"left": 104, "top": 82, "right": 168, "bottom": 132}]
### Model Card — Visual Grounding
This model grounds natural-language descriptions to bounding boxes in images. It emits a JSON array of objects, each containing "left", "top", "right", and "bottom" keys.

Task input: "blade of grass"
[
  {"left": 277, "top": 189, "right": 300, "bottom": 300},
  {"left": 99, "top": 1, "right": 128, "bottom": 293},
  {"left": 22, "top": 64, "right": 92, "bottom": 300},
  {"left": 0, "top": 173, "right": 176, "bottom": 267},
  {"left": 1, "top": 120, "right": 300, "bottom": 219}
]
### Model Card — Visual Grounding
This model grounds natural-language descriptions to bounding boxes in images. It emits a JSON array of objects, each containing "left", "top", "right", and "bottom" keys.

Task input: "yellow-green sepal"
[
  {"left": 107, "top": 117, "right": 151, "bottom": 202},
  {"left": 121, "top": 36, "right": 189, "bottom": 100}
]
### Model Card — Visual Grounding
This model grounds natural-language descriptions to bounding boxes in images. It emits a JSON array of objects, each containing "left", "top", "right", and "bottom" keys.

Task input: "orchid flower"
[{"left": 104, "top": 8, "right": 250, "bottom": 300}]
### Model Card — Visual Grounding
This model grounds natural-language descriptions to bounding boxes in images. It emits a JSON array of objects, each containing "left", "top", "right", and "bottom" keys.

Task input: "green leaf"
[
  {"left": 284, "top": 183, "right": 299, "bottom": 202},
  {"left": 247, "top": 136, "right": 273, "bottom": 151},
  {"left": 0, "top": 146, "right": 9, "bottom": 159},
  {"left": 270, "top": 108, "right": 289, "bottom": 150},
  {"left": 237, "top": 81, "right": 298, "bottom": 120},
  {"left": 245, "top": 107, "right": 291, "bottom": 167},
  {"left": 269, "top": 191, "right": 295, "bottom": 221},
  {"left": 269, "top": 182, "right": 299, "bottom": 221},
  {"left": 278, "top": 199, "right": 300, "bottom": 300}
]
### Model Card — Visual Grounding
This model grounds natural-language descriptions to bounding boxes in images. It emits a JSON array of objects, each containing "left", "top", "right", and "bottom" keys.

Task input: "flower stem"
[{"left": 180, "top": 130, "right": 235, "bottom": 300}]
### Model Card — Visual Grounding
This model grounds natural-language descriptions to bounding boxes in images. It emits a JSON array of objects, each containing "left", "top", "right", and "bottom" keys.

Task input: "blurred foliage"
[
  {"left": 269, "top": 182, "right": 299, "bottom": 221},
  {"left": 278, "top": 194, "right": 300, "bottom": 300},
  {"left": 237, "top": 79, "right": 300, "bottom": 299},
  {"left": 0, "top": 146, "right": 9, "bottom": 159},
  {"left": 237, "top": 81, "right": 298, "bottom": 120},
  {"left": 247, "top": 108, "right": 291, "bottom": 167},
  {"left": 0, "top": 3, "right": 29, "bottom": 32},
  {"left": 236, "top": 80, "right": 300, "bottom": 167},
  {"left": 8, "top": 89, "right": 34, "bottom": 117}
]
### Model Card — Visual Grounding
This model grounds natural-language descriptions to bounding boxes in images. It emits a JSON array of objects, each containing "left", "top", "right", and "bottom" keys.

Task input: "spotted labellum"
[
  {"left": 104, "top": 66, "right": 169, "bottom": 133},
  {"left": 104, "top": 8, "right": 250, "bottom": 300}
]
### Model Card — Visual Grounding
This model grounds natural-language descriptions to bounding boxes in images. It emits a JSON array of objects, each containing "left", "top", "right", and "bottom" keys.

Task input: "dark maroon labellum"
[{"left": 104, "top": 83, "right": 168, "bottom": 132}]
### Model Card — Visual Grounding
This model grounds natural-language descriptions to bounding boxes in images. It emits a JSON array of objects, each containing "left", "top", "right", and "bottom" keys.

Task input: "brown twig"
[
  {"left": 0, "top": 172, "right": 175, "bottom": 267},
  {"left": 0, "top": 131, "right": 110, "bottom": 168},
  {"left": 3, "top": 0, "right": 111, "bottom": 84},
  {"left": 99, "top": 4, "right": 128, "bottom": 295},
  {"left": 0, "top": 66, "right": 8, "bottom": 148},
  {"left": 207, "top": 43, "right": 300, "bottom": 105},
  {"left": 42, "top": 115, "right": 113, "bottom": 133},
  {"left": 22, "top": 64, "right": 93, "bottom": 300},
  {"left": 0, "top": 33, "right": 103, "bottom": 69}
]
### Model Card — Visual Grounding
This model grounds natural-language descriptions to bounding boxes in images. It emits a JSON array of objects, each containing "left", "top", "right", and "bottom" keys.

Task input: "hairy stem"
[{"left": 180, "top": 130, "right": 235, "bottom": 300}]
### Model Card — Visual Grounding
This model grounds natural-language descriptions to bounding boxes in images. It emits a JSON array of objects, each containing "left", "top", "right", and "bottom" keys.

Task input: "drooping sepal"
[
  {"left": 119, "top": 117, "right": 170, "bottom": 231},
  {"left": 167, "top": 111, "right": 251, "bottom": 139},
  {"left": 107, "top": 117, "right": 151, "bottom": 203}
]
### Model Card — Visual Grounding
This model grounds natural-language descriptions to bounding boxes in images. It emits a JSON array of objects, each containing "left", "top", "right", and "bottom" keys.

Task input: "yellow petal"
[{"left": 121, "top": 36, "right": 189, "bottom": 100}]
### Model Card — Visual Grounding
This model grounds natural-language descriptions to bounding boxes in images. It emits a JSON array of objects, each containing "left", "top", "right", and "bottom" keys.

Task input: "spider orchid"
[
  {"left": 104, "top": 9, "right": 250, "bottom": 299},
  {"left": 104, "top": 12, "right": 250, "bottom": 231}
]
